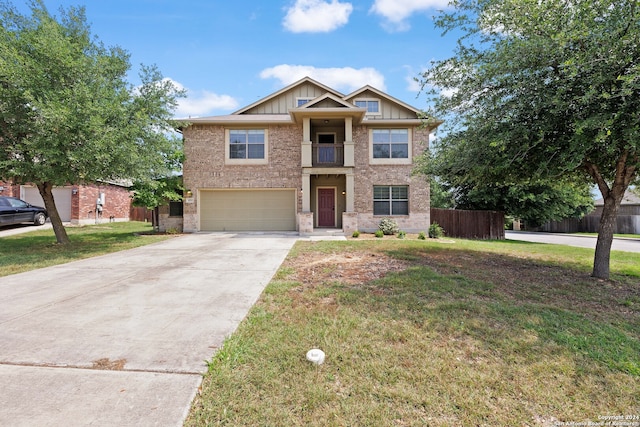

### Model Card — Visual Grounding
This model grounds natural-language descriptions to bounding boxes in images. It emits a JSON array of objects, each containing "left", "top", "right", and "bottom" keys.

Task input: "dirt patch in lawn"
[{"left": 281, "top": 240, "right": 640, "bottom": 326}]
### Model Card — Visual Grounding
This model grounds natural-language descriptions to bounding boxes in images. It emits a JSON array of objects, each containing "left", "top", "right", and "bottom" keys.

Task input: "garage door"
[
  {"left": 200, "top": 189, "right": 296, "bottom": 231},
  {"left": 22, "top": 186, "right": 72, "bottom": 222}
]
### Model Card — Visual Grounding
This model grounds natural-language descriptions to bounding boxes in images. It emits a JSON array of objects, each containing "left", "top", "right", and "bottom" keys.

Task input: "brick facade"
[
  {"left": 0, "top": 180, "right": 132, "bottom": 225},
  {"left": 176, "top": 77, "right": 441, "bottom": 235},
  {"left": 72, "top": 183, "right": 132, "bottom": 225}
]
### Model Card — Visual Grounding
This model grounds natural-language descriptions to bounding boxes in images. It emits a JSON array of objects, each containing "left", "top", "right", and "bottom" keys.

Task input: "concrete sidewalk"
[{"left": 0, "top": 233, "right": 298, "bottom": 426}]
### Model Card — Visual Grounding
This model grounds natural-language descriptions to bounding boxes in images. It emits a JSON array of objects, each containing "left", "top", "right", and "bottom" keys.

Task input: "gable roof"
[
  {"left": 178, "top": 76, "right": 443, "bottom": 130},
  {"left": 233, "top": 77, "right": 343, "bottom": 115},
  {"left": 302, "top": 92, "right": 355, "bottom": 109}
]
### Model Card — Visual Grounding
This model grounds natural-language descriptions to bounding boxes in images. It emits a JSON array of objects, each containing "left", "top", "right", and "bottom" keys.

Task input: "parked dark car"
[{"left": 0, "top": 196, "right": 48, "bottom": 227}]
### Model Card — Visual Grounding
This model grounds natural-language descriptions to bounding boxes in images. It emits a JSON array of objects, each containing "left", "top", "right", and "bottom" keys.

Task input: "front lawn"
[
  {"left": 0, "top": 222, "right": 173, "bottom": 277},
  {"left": 186, "top": 238, "right": 640, "bottom": 426}
]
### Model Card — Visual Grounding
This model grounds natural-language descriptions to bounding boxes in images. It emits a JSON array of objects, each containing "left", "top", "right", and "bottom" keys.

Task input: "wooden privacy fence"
[
  {"left": 431, "top": 208, "right": 505, "bottom": 240},
  {"left": 130, "top": 206, "right": 153, "bottom": 222}
]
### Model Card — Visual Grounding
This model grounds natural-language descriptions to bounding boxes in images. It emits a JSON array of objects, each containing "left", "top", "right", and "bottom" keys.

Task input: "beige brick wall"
[
  {"left": 182, "top": 122, "right": 430, "bottom": 233},
  {"left": 182, "top": 124, "right": 304, "bottom": 232},
  {"left": 351, "top": 125, "right": 430, "bottom": 232}
]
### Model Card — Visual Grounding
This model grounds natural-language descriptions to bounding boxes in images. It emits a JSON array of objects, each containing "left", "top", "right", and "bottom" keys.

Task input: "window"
[
  {"left": 296, "top": 97, "right": 314, "bottom": 107},
  {"left": 226, "top": 129, "right": 267, "bottom": 164},
  {"left": 355, "top": 99, "right": 380, "bottom": 114},
  {"left": 372, "top": 129, "right": 409, "bottom": 159},
  {"left": 169, "top": 200, "right": 183, "bottom": 217},
  {"left": 373, "top": 186, "right": 409, "bottom": 216}
]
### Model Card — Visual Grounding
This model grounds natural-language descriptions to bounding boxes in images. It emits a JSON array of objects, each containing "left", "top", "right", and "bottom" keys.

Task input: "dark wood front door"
[{"left": 318, "top": 188, "right": 335, "bottom": 227}]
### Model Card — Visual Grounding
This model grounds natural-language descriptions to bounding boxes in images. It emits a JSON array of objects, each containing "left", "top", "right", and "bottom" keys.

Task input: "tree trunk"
[
  {"left": 37, "top": 181, "right": 70, "bottom": 244},
  {"left": 592, "top": 194, "right": 620, "bottom": 279},
  {"left": 586, "top": 151, "right": 637, "bottom": 280}
]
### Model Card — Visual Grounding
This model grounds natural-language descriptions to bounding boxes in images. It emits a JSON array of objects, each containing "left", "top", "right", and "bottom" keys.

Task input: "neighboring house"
[
  {"left": 0, "top": 180, "right": 133, "bottom": 224},
  {"left": 537, "top": 189, "right": 640, "bottom": 234},
  {"left": 175, "top": 77, "right": 441, "bottom": 235}
]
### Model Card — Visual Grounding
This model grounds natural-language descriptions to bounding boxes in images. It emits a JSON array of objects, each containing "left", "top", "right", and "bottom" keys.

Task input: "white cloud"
[
  {"left": 403, "top": 65, "right": 429, "bottom": 93},
  {"left": 260, "top": 64, "right": 386, "bottom": 92},
  {"left": 170, "top": 80, "right": 239, "bottom": 118},
  {"left": 283, "top": 0, "right": 353, "bottom": 33},
  {"left": 370, "top": 0, "right": 449, "bottom": 31}
]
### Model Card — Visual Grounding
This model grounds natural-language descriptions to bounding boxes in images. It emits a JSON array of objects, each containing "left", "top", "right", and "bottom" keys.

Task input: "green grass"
[
  {"left": 186, "top": 238, "right": 640, "bottom": 426},
  {"left": 0, "top": 222, "right": 173, "bottom": 277}
]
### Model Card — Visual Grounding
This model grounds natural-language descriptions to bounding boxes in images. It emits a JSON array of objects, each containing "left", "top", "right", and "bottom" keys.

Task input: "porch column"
[
  {"left": 302, "top": 117, "right": 312, "bottom": 167},
  {"left": 346, "top": 172, "right": 355, "bottom": 212},
  {"left": 298, "top": 172, "right": 314, "bottom": 234},
  {"left": 302, "top": 172, "right": 311, "bottom": 212},
  {"left": 344, "top": 117, "right": 354, "bottom": 167}
]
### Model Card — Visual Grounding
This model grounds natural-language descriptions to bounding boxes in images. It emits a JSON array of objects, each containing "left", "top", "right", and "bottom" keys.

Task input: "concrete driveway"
[{"left": 0, "top": 232, "right": 297, "bottom": 426}]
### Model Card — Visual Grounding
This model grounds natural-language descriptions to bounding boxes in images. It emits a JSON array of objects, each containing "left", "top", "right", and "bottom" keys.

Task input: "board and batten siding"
[{"left": 244, "top": 83, "right": 333, "bottom": 114}]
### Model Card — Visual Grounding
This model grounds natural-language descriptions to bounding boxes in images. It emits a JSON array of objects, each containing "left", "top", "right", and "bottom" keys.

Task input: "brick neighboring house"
[
  {"left": 0, "top": 180, "right": 133, "bottom": 224},
  {"left": 175, "top": 77, "right": 442, "bottom": 235}
]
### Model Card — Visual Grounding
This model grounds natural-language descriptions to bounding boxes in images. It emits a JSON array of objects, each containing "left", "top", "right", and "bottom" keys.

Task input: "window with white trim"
[
  {"left": 229, "top": 129, "right": 265, "bottom": 159},
  {"left": 355, "top": 99, "right": 380, "bottom": 114},
  {"left": 372, "top": 129, "right": 409, "bottom": 159},
  {"left": 373, "top": 185, "right": 409, "bottom": 216}
]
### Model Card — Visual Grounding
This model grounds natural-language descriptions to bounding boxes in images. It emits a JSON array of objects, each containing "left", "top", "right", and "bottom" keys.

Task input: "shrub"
[
  {"left": 374, "top": 230, "right": 384, "bottom": 238},
  {"left": 352, "top": 230, "right": 360, "bottom": 238},
  {"left": 428, "top": 222, "right": 445, "bottom": 239},
  {"left": 418, "top": 231, "right": 427, "bottom": 240},
  {"left": 397, "top": 230, "right": 406, "bottom": 239},
  {"left": 378, "top": 218, "right": 399, "bottom": 235}
]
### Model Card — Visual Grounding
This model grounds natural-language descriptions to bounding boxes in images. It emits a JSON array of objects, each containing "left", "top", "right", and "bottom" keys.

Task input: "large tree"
[
  {"left": 420, "top": 0, "right": 639, "bottom": 279},
  {"left": 0, "top": 0, "right": 184, "bottom": 244}
]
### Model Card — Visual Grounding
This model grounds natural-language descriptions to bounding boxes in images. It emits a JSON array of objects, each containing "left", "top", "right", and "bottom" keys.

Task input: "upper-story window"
[
  {"left": 296, "top": 97, "right": 314, "bottom": 107},
  {"left": 355, "top": 98, "right": 380, "bottom": 115},
  {"left": 226, "top": 129, "right": 268, "bottom": 165},
  {"left": 370, "top": 128, "right": 411, "bottom": 164}
]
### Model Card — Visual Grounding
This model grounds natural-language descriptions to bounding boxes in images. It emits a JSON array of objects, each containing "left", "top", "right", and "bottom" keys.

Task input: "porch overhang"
[{"left": 289, "top": 108, "right": 366, "bottom": 125}]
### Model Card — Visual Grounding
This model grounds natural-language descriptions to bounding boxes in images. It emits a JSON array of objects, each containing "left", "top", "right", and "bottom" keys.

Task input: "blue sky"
[{"left": 17, "top": 0, "right": 457, "bottom": 118}]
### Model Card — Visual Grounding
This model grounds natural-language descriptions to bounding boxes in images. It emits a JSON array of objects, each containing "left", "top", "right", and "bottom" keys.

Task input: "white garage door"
[
  {"left": 200, "top": 189, "right": 296, "bottom": 232},
  {"left": 22, "top": 186, "right": 72, "bottom": 222}
]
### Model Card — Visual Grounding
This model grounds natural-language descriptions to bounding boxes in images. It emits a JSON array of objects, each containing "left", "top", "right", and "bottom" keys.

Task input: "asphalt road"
[{"left": 506, "top": 230, "right": 640, "bottom": 253}]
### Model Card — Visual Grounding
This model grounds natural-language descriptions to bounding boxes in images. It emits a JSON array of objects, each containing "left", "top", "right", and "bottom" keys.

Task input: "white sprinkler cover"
[{"left": 306, "top": 348, "right": 325, "bottom": 365}]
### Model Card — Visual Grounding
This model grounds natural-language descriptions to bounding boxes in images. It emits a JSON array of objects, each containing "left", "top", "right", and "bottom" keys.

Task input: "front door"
[{"left": 317, "top": 188, "right": 335, "bottom": 227}]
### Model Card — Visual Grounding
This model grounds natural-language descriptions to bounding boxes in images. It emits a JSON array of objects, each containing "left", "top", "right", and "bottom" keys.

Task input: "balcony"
[{"left": 312, "top": 144, "right": 344, "bottom": 167}]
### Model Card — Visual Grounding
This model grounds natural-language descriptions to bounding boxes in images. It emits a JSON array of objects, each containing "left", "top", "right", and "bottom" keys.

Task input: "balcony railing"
[{"left": 312, "top": 144, "right": 344, "bottom": 167}]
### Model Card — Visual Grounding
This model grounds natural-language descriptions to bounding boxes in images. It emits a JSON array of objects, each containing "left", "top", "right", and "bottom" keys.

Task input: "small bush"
[
  {"left": 378, "top": 218, "right": 399, "bottom": 235},
  {"left": 374, "top": 230, "right": 384, "bottom": 238},
  {"left": 428, "top": 222, "right": 445, "bottom": 239},
  {"left": 352, "top": 230, "right": 360, "bottom": 238},
  {"left": 418, "top": 231, "right": 427, "bottom": 240},
  {"left": 397, "top": 230, "right": 406, "bottom": 239}
]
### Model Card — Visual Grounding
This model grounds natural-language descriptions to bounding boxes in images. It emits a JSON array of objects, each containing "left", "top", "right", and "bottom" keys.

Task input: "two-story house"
[{"left": 177, "top": 77, "right": 441, "bottom": 235}]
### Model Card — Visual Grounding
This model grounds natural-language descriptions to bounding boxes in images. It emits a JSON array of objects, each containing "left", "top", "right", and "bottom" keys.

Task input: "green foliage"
[
  {"left": 374, "top": 230, "right": 384, "bottom": 238},
  {"left": 428, "top": 222, "right": 445, "bottom": 239},
  {"left": 418, "top": 0, "right": 640, "bottom": 278},
  {"left": 131, "top": 175, "right": 183, "bottom": 209},
  {"left": 418, "top": 231, "right": 427, "bottom": 240},
  {"left": 397, "top": 230, "right": 406, "bottom": 239},
  {"left": 378, "top": 218, "right": 399, "bottom": 235},
  {"left": 0, "top": 1, "right": 185, "bottom": 242},
  {"left": 429, "top": 177, "right": 455, "bottom": 209},
  {"left": 351, "top": 230, "right": 360, "bottom": 238}
]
